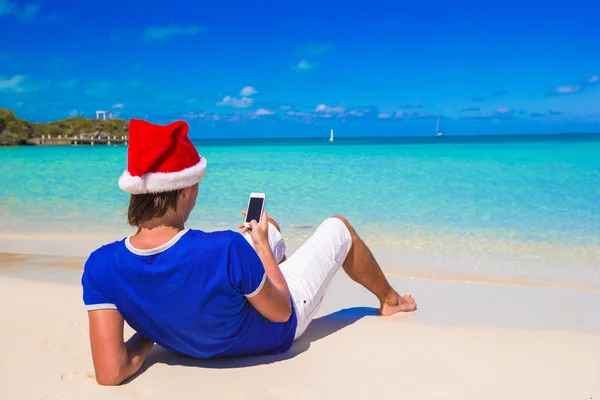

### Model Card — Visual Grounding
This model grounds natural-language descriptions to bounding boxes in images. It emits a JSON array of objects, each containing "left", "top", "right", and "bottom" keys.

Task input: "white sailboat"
[
  {"left": 436, "top": 115, "right": 444, "bottom": 137},
  {"left": 329, "top": 128, "right": 334, "bottom": 142}
]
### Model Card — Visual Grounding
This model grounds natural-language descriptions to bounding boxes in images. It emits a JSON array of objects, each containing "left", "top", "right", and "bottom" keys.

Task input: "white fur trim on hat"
[{"left": 118, "top": 157, "right": 207, "bottom": 194}]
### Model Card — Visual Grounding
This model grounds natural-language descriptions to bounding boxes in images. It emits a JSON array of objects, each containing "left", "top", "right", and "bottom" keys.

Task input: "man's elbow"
[
  {"left": 95, "top": 369, "right": 125, "bottom": 386},
  {"left": 271, "top": 304, "right": 292, "bottom": 323}
]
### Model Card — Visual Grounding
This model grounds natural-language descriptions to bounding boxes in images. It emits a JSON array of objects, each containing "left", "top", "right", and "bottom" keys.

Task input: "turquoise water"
[{"left": 2, "top": 135, "right": 600, "bottom": 288}]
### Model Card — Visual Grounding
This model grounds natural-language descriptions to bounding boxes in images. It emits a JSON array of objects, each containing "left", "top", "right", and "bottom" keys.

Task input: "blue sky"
[{"left": 1, "top": 0, "right": 599, "bottom": 138}]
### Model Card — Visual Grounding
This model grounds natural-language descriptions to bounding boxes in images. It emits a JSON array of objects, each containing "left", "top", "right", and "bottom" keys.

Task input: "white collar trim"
[{"left": 125, "top": 229, "right": 190, "bottom": 256}]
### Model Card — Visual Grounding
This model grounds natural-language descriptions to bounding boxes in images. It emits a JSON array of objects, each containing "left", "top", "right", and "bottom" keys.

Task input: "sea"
[{"left": 2, "top": 134, "right": 600, "bottom": 290}]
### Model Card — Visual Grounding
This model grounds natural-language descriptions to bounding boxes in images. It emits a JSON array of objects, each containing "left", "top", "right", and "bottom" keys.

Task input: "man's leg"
[
  {"left": 267, "top": 216, "right": 286, "bottom": 264},
  {"left": 242, "top": 216, "right": 287, "bottom": 264},
  {"left": 331, "top": 215, "right": 416, "bottom": 316},
  {"left": 279, "top": 215, "right": 416, "bottom": 340}
]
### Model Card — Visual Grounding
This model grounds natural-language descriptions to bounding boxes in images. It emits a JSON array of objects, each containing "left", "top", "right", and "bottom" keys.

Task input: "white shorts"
[
  {"left": 244, "top": 218, "right": 353, "bottom": 340},
  {"left": 243, "top": 222, "right": 287, "bottom": 264}
]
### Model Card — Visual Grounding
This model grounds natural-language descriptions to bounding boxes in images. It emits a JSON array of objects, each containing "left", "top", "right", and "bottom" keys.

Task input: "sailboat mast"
[{"left": 436, "top": 115, "right": 440, "bottom": 133}]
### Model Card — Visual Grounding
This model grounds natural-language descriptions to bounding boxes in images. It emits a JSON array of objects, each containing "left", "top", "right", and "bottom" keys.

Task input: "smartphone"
[{"left": 244, "top": 193, "right": 266, "bottom": 228}]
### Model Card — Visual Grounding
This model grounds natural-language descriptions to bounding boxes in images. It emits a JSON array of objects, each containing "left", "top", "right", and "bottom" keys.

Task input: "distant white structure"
[
  {"left": 329, "top": 128, "right": 334, "bottom": 143},
  {"left": 436, "top": 115, "right": 444, "bottom": 137},
  {"left": 96, "top": 110, "right": 113, "bottom": 120}
]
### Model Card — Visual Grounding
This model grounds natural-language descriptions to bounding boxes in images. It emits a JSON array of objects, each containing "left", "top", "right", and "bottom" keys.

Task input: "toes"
[{"left": 402, "top": 294, "right": 417, "bottom": 308}]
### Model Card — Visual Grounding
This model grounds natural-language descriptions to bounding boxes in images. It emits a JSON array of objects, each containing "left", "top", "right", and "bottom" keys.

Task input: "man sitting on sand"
[{"left": 81, "top": 119, "right": 417, "bottom": 386}]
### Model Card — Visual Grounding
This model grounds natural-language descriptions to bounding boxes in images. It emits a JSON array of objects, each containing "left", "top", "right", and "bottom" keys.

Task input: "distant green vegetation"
[{"left": 0, "top": 107, "right": 128, "bottom": 146}]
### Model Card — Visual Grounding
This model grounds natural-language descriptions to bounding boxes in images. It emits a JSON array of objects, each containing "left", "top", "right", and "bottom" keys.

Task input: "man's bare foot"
[{"left": 379, "top": 292, "right": 417, "bottom": 316}]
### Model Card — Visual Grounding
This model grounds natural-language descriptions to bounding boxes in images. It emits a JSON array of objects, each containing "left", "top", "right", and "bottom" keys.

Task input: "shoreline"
[
  {"left": 2, "top": 232, "right": 600, "bottom": 294},
  {"left": 3, "top": 132, "right": 600, "bottom": 147},
  {"left": 3, "top": 218, "right": 600, "bottom": 292}
]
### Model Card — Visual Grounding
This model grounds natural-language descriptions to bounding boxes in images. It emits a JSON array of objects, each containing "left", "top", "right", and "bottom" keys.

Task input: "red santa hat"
[{"left": 118, "top": 119, "right": 207, "bottom": 194}]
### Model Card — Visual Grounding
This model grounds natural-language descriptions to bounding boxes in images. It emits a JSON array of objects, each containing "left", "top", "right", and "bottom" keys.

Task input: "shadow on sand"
[{"left": 128, "top": 307, "right": 378, "bottom": 382}]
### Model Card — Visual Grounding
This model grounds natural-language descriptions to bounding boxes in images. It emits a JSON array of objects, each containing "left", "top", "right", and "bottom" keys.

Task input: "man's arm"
[
  {"left": 88, "top": 309, "right": 154, "bottom": 386},
  {"left": 240, "top": 211, "right": 292, "bottom": 323},
  {"left": 246, "top": 240, "right": 292, "bottom": 323}
]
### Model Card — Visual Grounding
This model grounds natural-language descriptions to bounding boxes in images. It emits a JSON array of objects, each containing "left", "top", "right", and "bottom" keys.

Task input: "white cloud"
[
  {"left": 217, "top": 95, "right": 255, "bottom": 108},
  {"left": 550, "top": 74, "right": 598, "bottom": 95},
  {"left": 377, "top": 113, "right": 392, "bottom": 119},
  {"left": 315, "top": 104, "right": 345, "bottom": 114},
  {"left": 225, "top": 115, "right": 241, "bottom": 122},
  {"left": 239, "top": 86, "right": 258, "bottom": 96},
  {"left": 394, "top": 111, "right": 403, "bottom": 118},
  {"left": 0, "top": 75, "right": 45, "bottom": 93},
  {"left": 279, "top": 105, "right": 291, "bottom": 110},
  {"left": 554, "top": 84, "right": 582, "bottom": 94},
  {"left": 144, "top": 24, "right": 204, "bottom": 41},
  {"left": 185, "top": 111, "right": 220, "bottom": 121},
  {"left": 253, "top": 108, "right": 275, "bottom": 116},
  {"left": 112, "top": 103, "right": 125, "bottom": 109},
  {"left": 295, "top": 60, "right": 314, "bottom": 71},
  {"left": 495, "top": 107, "right": 512, "bottom": 114},
  {"left": 0, "top": 75, "right": 25, "bottom": 92},
  {"left": 185, "top": 112, "right": 209, "bottom": 119}
]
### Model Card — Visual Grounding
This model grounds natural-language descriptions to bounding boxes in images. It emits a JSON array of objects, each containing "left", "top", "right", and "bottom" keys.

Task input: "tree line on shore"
[{"left": 0, "top": 107, "right": 128, "bottom": 146}]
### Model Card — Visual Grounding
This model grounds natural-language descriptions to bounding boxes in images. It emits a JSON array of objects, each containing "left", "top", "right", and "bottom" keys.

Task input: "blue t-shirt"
[{"left": 81, "top": 229, "right": 297, "bottom": 358}]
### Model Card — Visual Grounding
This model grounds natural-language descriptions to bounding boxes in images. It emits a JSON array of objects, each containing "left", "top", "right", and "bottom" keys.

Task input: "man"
[{"left": 82, "top": 119, "right": 416, "bottom": 386}]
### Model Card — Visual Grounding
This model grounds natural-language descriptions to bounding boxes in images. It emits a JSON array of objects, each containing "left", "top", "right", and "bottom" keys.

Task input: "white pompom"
[{"left": 118, "top": 172, "right": 146, "bottom": 194}]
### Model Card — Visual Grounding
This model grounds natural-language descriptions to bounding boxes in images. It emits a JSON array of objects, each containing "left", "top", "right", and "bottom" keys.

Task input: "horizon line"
[{"left": 188, "top": 132, "right": 600, "bottom": 141}]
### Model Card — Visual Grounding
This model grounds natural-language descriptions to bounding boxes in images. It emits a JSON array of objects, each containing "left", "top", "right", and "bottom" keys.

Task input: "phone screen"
[{"left": 245, "top": 197, "right": 264, "bottom": 223}]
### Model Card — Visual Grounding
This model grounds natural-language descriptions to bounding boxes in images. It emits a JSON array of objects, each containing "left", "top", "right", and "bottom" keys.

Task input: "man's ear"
[{"left": 180, "top": 186, "right": 191, "bottom": 200}]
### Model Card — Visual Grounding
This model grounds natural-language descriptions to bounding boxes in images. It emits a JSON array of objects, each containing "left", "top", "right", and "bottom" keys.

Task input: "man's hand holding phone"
[{"left": 239, "top": 209, "right": 270, "bottom": 248}]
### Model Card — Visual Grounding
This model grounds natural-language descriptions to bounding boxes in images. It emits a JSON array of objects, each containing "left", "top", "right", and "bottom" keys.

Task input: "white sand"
[{"left": 1, "top": 253, "right": 599, "bottom": 399}]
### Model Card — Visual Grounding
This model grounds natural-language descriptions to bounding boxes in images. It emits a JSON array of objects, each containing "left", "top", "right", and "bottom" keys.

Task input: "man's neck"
[
  {"left": 130, "top": 217, "right": 185, "bottom": 250},
  {"left": 138, "top": 219, "right": 184, "bottom": 233}
]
